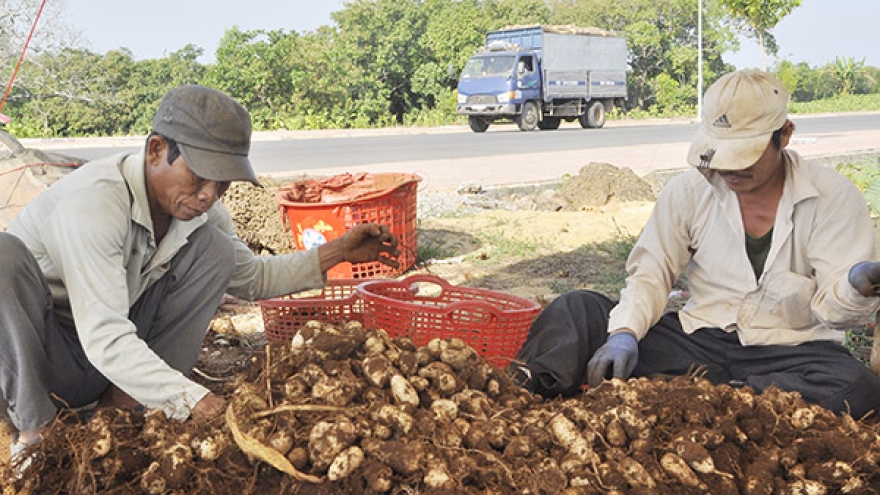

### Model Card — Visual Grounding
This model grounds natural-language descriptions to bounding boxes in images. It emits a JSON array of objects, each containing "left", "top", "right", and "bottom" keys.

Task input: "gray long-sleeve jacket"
[{"left": 7, "top": 151, "right": 325, "bottom": 419}]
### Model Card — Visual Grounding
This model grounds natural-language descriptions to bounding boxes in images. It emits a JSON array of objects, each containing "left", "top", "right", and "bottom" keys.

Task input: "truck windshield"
[{"left": 460, "top": 55, "right": 515, "bottom": 79}]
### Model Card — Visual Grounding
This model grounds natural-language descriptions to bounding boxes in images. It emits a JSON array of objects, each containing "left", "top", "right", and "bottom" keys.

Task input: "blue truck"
[{"left": 456, "top": 25, "right": 628, "bottom": 133}]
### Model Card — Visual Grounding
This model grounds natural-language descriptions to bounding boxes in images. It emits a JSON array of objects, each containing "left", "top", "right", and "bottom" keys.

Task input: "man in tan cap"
[
  {"left": 513, "top": 69, "right": 880, "bottom": 417},
  {"left": 0, "top": 85, "right": 400, "bottom": 460}
]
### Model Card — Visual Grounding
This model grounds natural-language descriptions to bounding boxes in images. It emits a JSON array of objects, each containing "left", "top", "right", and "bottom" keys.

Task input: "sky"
[
  {"left": 62, "top": 0, "right": 879, "bottom": 69},
  {"left": 724, "top": 1, "right": 880, "bottom": 70},
  {"left": 61, "top": 0, "right": 346, "bottom": 62}
]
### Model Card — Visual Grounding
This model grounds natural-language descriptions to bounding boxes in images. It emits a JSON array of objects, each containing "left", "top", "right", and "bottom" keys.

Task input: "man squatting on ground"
[
  {"left": 514, "top": 69, "right": 880, "bottom": 418},
  {"left": 0, "top": 85, "right": 401, "bottom": 459}
]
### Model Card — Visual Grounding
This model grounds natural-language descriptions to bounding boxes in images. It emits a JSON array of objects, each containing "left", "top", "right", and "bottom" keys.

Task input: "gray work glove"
[
  {"left": 848, "top": 261, "right": 880, "bottom": 298},
  {"left": 587, "top": 331, "right": 639, "bottom": 388}
]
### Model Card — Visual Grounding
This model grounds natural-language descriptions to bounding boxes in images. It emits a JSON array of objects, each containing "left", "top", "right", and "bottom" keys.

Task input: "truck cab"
[
  {"left": 457, "top": 46, "right": 542, "bottom": 132},
  {"left": 456, "top": 25, "right": 628, "bottom": 133}
]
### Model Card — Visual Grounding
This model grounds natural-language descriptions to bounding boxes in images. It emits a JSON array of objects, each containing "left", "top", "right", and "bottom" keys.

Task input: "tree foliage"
[
  {"left": 1, "top": 0, "right": 873, "bottom": 137},
  {"left": 718, "top": 0, "right": 801, "bottom": 70},
  {"left": 548, "top": 0, "right": 735, "bottom": 113}
]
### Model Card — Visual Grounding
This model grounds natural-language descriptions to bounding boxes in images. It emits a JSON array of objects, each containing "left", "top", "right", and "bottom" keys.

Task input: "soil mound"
[{"left": 557, "top": 162, "right": 655, "bottom": 209}]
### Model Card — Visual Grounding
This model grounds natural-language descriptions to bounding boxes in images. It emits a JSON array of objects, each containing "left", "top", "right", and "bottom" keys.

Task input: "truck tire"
[
  {"left": 537, "top": 116, "right": 561, "bottom": 130},
  {"left": 516, "top": 101, "right": 539, "bottom": 131},
  {"left": 468, "top": 116, "right": 490, "bottom": 133},
  {"left": 579, "top": 101, "right": 606, "bottom": 129}
]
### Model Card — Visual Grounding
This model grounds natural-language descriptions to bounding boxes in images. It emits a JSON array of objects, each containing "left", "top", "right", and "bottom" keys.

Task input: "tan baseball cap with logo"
[
  {"left": 152, "top": 85, "right": 260, "bottom": 186},
  {"left": 687, "top": 70, "right": 789, "bottom": 171}
]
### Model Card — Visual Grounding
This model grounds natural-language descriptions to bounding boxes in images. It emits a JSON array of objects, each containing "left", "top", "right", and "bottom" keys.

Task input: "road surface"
[{"left": 24, "top": 112, "right": 880, "bottom": 192}]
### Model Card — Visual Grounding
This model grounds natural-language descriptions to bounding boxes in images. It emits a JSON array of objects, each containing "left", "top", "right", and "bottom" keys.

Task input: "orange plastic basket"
[
  {"left": 258, "top": 279, "right": 364, "bottom": 341},
  {"left": 357, "top": 275, "right": 541, "bottom": 366},
  {"left": 278, "top": 173, "right": 420, "bottom": 279}
]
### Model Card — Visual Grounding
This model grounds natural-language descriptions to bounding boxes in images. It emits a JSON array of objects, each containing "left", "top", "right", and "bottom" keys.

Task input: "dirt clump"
[
  {"left": 5, "top": 321, "right": 879, "bottom": 494},
  {"left": 556, "top": 162, "right": 655, "bottom": 210}
]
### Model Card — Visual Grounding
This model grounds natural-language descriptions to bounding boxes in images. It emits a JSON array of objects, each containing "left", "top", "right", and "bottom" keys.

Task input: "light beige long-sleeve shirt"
[
  {"left": 7, "top": 151, "right": 325, "bottom": 419},
  {"left": 608, "top": 150, "right": 879, "bottom": 346}
]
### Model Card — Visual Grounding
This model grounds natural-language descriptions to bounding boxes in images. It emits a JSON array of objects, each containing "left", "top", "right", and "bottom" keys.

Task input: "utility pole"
[{"left": 697, "top": 0, "right": 703, "bottom": 122}]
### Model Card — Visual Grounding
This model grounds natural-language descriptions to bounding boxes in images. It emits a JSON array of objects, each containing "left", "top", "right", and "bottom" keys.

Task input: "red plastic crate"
[
  {"left": 357, "top": 275, "right": 542, "bottom": 366},
  {"left": 278, "top": 173, "right": 420, "bottom": 279},
  {"left": 258, "top": 279, "right": 363, "bottom": 341}
]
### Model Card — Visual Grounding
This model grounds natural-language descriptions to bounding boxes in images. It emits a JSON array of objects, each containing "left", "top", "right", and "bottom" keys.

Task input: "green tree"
[
  {"left": 828, "top": 56, "right": 867, "bottom": 96},
  {"left": 11, "top": 48, "right": 131, "bottom": 136},
  {"left": 9, "top": 44, "right": 204, "bottom": 137},
  {"left": 331, "top": 0, "right": 429, "bottom": 125},
  {"left": 408, "top": 0, "right": 487, "bottom": 124},
  {"left": 285, "top": 26, "right": 365, "bottom": 128},
  {"left": 549, "top": 0, "right": 735, "bottom": 114},
  {"left": 719, "top": 0, "right": 801, "bottom": 71},
  {"left": 486, "top": 0, "right": 551, "bottom": 29},
  {"left": 2, "top": 0, "right": 81, "bottom": 122},
  {"left": 792, "top": 62, "right": 836, "bottom": 102},
  {"left": 864, "top": 66, "right": 880, "bottom": 95},
  {"left": 205, "top": 28, "right": 300, "bottom": 129}
]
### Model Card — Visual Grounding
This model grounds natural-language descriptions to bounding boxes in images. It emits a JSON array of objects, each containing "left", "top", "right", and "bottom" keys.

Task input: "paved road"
[{"left": 25, "top": 112, "right": 880, "bottom": 192}]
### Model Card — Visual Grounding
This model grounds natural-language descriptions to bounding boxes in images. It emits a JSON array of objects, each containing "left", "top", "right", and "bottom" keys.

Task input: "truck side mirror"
[{"left": 448, "top": 64, "right": 458, "bottom": 80}]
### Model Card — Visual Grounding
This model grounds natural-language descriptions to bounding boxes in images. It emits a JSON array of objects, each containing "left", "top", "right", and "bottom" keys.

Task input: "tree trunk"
[{"left": 758, "top": 31, "right": 767, "bottom": 72}]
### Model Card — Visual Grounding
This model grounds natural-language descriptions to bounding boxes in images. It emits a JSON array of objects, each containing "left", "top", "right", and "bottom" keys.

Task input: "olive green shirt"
[{"left": 746, "top": 228, "right": 773, "bottom": 281}]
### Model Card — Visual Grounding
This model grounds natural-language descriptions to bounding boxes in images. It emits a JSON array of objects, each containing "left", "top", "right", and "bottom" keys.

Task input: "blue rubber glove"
[
  {"left": 587, "top": 331, "right": 639, "bottom": 387},
  {"left": 849, "top": 261, "right": 880, "bottom": 297}
]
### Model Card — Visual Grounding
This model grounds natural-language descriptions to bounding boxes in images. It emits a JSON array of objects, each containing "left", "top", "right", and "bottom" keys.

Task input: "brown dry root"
[{"left": 4, "top": 321, "right": 880, "bottom": 494}]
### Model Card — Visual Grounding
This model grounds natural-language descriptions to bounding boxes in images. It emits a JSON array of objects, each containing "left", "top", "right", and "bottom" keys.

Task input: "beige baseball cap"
[
  {"left": 687, "top": 70, "right": 789, "bottom": 171},
  {"left": 152, "top": 85, "right": 260, "bottom": 186}
]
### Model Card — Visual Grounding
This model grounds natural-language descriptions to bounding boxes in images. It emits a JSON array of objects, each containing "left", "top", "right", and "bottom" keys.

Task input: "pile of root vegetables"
[{"left": 4, "top": 321, "right": 880, "bottom": 494}]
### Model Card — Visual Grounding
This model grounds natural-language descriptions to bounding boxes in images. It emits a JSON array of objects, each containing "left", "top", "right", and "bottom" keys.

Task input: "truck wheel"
[
  {"left": 516, "top": 101, "right": 539, "bottom": 131},
  {"left": 537, "top": 117, "right": 561, "bottom": 130},
  {"left": 468, "top": 116, "right": 490, "bottom": 133},
  {"left": 579, "top": 101, "right": 606, "bottom": 129}
]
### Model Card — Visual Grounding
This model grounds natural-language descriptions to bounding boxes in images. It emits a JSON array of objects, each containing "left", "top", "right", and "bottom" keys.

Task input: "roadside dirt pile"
[
  {"left": 557, "top": 162, "right": 655, "bottom": 210},
  {"left": 223, "top": 179, "right": 292, "bottom": 255},
  {"left": 5, "top": 321, "right": 879, "bottom": 494}
]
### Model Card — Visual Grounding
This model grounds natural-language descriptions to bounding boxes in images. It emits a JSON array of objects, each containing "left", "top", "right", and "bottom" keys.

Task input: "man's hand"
[
  {"left": 192, "top": 392, "right": 227, "bottom": 421},
  {"left": 586, "top": 330, "right": 639, "bottom": 388},
  {"left": 319, "top": 223, "right": 400, "bottom": 272},
  {"left": 849, "top": 261, "right": 880, "bottom": 298}
]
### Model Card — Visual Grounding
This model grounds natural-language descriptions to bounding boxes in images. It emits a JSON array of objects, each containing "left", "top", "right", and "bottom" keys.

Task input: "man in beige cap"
[
  {"left": 0, "top": 85, "right": 400, "bottom": 460},
  {"left": 514, "top": 69, "right": 880, "bottom": 417}
]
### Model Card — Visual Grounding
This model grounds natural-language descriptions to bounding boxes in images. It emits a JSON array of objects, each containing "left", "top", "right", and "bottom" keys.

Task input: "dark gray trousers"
[
  {"left": 0, "top": 226, "right": 234, "bottom": 431},
  {"left": 515, "top": 290, "right": 880, "bottom": 418}
]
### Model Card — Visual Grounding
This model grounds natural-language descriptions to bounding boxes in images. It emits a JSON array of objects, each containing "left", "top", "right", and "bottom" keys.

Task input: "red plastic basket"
[
  {"left": 258, "top": 279, "right": 363, "bottom": 341},
  {"left": 357, "top": 275, "right": 541, "bottom": 366},
  {"left": 278, "top": 173, "right": 420, "bottom": 280}
]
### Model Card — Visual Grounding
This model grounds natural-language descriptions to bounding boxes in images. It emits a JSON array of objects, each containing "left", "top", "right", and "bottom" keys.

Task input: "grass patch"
[
  {"left": 603, "top": 222, "right": 639, "bottom": 261},
  {"left": 837, "top": 156, "right": 880, "bottom": 216},
  {"left": 468, "top": 230, "right": 541, "bottom": 265},
  {"left": 417, "top": 239, "right": 455, "bottom": 262},
  {"left": 790, "top": 93, "right": 880, "bottom": 114}
]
